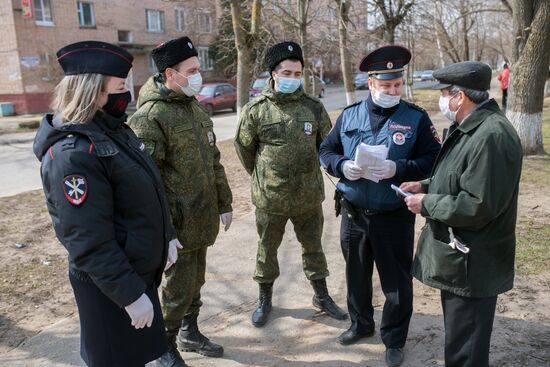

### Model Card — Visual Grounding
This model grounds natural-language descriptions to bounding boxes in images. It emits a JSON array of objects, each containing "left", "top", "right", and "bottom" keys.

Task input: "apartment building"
[{"left": 0, "top": 0, "right": 220, "bottom": 114}]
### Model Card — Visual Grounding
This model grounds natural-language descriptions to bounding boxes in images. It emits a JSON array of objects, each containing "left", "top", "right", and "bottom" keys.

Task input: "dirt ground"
[{"left": 1, "top": 108, "right": 549, "bottom": 365}]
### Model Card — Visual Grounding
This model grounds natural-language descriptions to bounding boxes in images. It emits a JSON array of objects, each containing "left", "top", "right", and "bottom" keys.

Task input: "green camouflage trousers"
[
  {"left": 254, "top": 205, "right": 329, "bottom": 283},
  {"left": 162, "top": 246, "right": 207, "bottom": 333}
]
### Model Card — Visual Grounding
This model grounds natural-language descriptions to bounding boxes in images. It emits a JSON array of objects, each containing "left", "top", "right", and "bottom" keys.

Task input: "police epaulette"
[
  {"left": 343, "top": 101, "right": 361, "bottom": 111},
  {"left": 405, "top": 101, "right": 427, "bottom": 113}
]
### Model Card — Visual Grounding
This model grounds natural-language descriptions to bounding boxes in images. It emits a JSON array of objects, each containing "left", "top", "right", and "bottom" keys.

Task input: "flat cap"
[
  {"left": 151, "top": 36, "right": 198, "bottom": 72},
  {"left": 56, "top": 41, "right": 133, "bottom": 78},
  {"left": 433, "top": 61, "right": 492, "bottom": 91},
  {"left": 264, "top": 41, "right": 304, "bottom": 72},
  {"left": 359, "top": 45, "right": 411, "bottom": 80}
]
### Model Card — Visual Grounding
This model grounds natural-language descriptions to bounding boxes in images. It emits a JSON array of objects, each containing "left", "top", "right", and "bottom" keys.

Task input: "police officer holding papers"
[{"left": 319, "top": 45, "right": 440, "bottom": 366}]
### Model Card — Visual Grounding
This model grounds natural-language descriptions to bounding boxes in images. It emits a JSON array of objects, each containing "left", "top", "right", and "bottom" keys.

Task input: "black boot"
[
  {"left": 311, "top": 278, "right": 348, "bottom": 320},
  {"left": 152, "top": 334, "right": 188, "bottom": 367},
  {"left": 251, "top": 282, "right": 273, "bottom": 327},
  {"left": 177, "top": 314, "right": 224, "bottom": 358}
]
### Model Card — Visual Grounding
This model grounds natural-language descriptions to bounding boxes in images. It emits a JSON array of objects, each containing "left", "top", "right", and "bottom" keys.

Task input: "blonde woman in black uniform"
[{"left": 33, "top": 41, "right": 184, "bottom": 367}]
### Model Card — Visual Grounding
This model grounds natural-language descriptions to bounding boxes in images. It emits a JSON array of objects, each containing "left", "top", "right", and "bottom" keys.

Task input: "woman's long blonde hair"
[{"left": 51, "top": 73, "right": 105, "bottom": 124}]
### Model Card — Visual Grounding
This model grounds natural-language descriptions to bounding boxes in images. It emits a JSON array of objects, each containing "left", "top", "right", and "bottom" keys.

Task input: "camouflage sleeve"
[
  {"left": 212, "top": 144, "right": 233, "bottom": 214},
  {"left": 128, "top": 110, "right": 167, "bottom": 170},
  {"left": 234, "top": 103, "right": 258, "bottom": 175},
  {"left": 317, "top": 104, "right": 333, "bottom": 148}
]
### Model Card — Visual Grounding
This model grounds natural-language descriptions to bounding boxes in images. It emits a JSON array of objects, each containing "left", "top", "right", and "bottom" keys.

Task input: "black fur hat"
[
  {"left": 151, "top": 36, "right": 198, "bottom": 72},
  {"left": 264, "top": 41, "right": 304, "bottom": 72}
]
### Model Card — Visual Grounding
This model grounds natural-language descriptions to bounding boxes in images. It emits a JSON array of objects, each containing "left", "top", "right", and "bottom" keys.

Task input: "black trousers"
[
  {"left": 340, "top": 206, "right": 414, "bottom": 348},
  {"left": 502, "top": 88, "right": 508, "bottom": 109},
  {"left": 441, "top": 290, "right": 498, "bottom": 367}
]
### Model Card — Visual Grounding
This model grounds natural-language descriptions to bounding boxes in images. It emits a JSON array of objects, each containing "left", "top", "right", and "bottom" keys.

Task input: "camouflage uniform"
[
  {"left": 234, "top": 80, "right": 332, "bottom": 284},
  {"left": 128, "top": 74, "right": 232, "bottom": 332}
]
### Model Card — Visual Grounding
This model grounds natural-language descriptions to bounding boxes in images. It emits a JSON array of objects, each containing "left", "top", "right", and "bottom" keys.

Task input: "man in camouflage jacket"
[
  {"left": 234, "top": 41, "right": 347, "bottom": 327},
  {"left": 129, "top": 37, "right": 232, "bottom": 366}
]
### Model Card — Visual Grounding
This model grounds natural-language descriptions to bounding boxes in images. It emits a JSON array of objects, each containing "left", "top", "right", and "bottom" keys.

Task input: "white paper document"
[{"left": 354, "top": 143, "right": 389, "bottom": 183}]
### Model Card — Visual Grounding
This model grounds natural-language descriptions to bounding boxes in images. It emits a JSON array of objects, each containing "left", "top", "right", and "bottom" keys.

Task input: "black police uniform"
[
  {"left": 33, "top": 41, "right": 175, "bottom": 367},
  {"left": 319, "top": 46, "right": 441, "bottom": 352}
]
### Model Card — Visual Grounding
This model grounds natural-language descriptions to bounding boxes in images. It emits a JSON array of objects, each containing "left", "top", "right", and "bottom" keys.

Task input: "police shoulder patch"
[
  {"left": 62, "top": 174, "right": 88, "bottom": 206},
  {"left": 430, "top": 125, "right": 441, "bottom": 143}
]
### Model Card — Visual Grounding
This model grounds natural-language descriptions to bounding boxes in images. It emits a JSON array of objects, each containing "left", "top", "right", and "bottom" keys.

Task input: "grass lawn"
[{"left": 515, "top": 97, "right": 550, "bottom": 275}]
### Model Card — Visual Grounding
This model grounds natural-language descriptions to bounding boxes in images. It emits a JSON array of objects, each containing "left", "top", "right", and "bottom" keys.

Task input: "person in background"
[
  {"left": 33, "top": 40, "right": 180, "bottom": 367},
  {"left": 497, "top": 63, "right": 510, "bottom": 110}
]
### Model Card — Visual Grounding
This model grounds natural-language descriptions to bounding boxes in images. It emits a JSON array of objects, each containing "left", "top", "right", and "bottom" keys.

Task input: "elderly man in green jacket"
[
  {"left": 129, "top": 37, "right": 233, "bottom": 366},
  {"left": 401, "top": 61, "right": 522, "bottom": 367}
]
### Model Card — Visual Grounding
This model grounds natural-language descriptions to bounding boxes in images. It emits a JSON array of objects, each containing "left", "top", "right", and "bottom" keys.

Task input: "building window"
[
  {"left": 77, "top": 1, "right": 95, "bottom": 27},
  {"left": 118, "top": 30, "right": 132, "bottom": 43},
  {"left": 198, "top": 13, "right": 212, "bottom": 33},
  {"left": 34, "top": 0, "right": 54, "bottom": 25},
  {"left": 198, "top": 47, "right": 213, "bottom": 71},
  {"left": 175, "top": 8, "right": 186, "bottom": 32},
  {"left": 146, "top": 9, "right": 165, "bottom": 33}
]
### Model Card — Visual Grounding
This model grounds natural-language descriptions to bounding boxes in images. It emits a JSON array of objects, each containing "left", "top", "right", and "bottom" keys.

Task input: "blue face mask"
[{"left": 275, "top": 76, "right": 301, "bottom": 94}]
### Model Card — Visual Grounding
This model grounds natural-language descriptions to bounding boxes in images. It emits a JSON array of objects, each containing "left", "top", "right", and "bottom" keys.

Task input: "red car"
[{"left": 196, "top": 83, "right": 237, "bottom": 116}]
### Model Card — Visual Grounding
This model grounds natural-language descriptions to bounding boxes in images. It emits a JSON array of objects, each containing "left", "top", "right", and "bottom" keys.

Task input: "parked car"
[
  {"left": 353, "top": 73, "right": 369, "bottom": 90},
  {"left": 420, "top": 70, "right": 434, "bottom": 81},
  {"left": 196, "top": 83, "right": 237, "bottom": 116},
  {"left": 412, "top": 71, "right": 423, "bottom": 81},
  {"left": 307, "top": 76, "right": 326, "bottom": 98},
  {"left": 249, "top": 77, "right": 268, "bottom": 98}
]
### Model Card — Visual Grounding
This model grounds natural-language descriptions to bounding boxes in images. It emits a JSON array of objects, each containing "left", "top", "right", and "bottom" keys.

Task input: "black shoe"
[
  {"left": 177, "top": 315, "right": 224, "bottom": 358},
  {"left": 310, "top": 279, "right": 348, "bottom": 320},
  {"left": 337, "top": 327, "right": 375, "bottom": 345},
  {"left": 152, "top": 337, "right": 188, "bottom": 367},
  {"left": 252, "top": 282, "right": 273, "bottom": 327},
  {"left": 385, "top": 348, "right": 404, "bottom": 367}
]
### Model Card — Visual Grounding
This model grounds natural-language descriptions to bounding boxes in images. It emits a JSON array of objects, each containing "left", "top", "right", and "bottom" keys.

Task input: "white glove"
[
  {"left": 342, "top": 160, "right": 364, "bottom": 181},
  {"left": 124, "top": 293, "right": 154, "bottom": 329},
  {"left": 164, "top": 238, "right": 183, "bottom": 271},
  {"left": 220, "top": 212, "right": 233, "bottom": 232},
  {"left": 369, "top": 160, "right": 396, "bottom": 180}
]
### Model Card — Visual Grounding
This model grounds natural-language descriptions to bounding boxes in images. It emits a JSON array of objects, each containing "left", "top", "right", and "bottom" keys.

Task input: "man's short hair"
[
  {"left": 273, "top": 58, "right": 303, "bottom": 73},
  {"left": 449, "top": 85, "right": 489, "bottom": 104}
]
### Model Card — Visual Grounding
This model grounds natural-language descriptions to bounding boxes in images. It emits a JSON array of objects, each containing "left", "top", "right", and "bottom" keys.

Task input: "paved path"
[{"left": 0, "top": 177, "right": 439, "bottom": 367}]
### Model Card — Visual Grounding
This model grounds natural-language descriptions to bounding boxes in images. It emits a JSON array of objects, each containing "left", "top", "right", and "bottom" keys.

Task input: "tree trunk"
[
  {"left": 506, "top": 0, "right": 550, "bottom": 155},
  {"left": 384, "top": 23, "right": 396, "bottom": 44},
  {"left": 230, "top": 0, "right": 262, "bottom": 116},
  {"left": 336, "top": 0, "right": 355, "bottom": 105},
  {"left": 433, "top": 3, "right": 446, "bottom": 68},
  {"left": 298, "top": 0, "right": 311, "bottom": 95},
  {"left": 460, "top": 0, "right": 470, "bottom": 61}
]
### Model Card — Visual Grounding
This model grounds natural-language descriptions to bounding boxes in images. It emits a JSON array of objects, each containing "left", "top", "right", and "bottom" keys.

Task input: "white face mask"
[
  {"left": 371, "top": 87, "right": 401, "bottom": 108},
  {"left": 174, "top": 71, "right": 203, "bottom": 97},
  {"left": 439, "top": 94, "right": 458, "bottom": 122}
]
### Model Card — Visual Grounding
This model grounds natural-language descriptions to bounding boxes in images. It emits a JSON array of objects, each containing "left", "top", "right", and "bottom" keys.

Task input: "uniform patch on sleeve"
[
  {"left": 430, "top": 125, "right": 441, "bottom": 143},
  {"left": 62, "top": 174, "right": 88, "bottom": 206},
  {"left": 141, "top": 140, "right": 156, "bottom": 155}
]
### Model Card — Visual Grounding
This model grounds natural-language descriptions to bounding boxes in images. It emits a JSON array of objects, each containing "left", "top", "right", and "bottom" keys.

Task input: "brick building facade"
[{"left": 0, "top": 0, "right": 220, "bottom": 114}]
